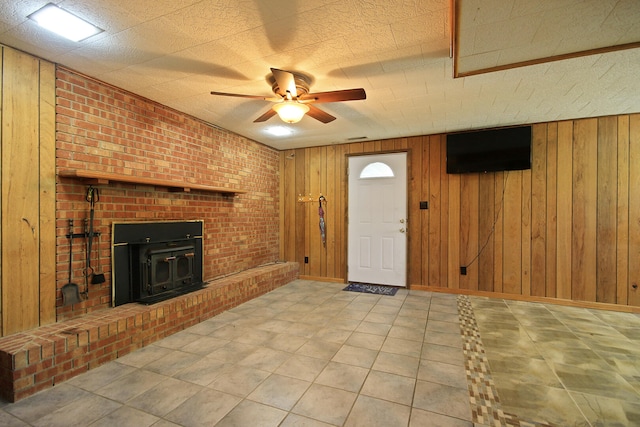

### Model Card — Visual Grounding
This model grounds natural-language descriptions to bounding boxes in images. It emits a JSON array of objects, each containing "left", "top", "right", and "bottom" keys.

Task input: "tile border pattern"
[{"left": 457, "top": 295, "right": 551, "bottom": 427}]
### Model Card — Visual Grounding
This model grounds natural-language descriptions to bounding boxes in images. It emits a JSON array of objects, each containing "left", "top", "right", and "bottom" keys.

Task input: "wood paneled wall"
[
  {"left": 280, "top": 115, "right": 640, "bottom": 307},
  {"left": 0, "top": 46, "right": 57, "bottom": 335}
]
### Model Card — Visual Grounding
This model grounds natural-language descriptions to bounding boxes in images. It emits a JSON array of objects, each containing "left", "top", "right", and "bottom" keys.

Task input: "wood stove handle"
[{"left": 163, "top": 256, "right": 177, "bottom": 262}]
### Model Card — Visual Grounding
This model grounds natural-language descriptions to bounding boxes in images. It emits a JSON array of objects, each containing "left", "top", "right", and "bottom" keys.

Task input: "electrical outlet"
[
  {"left": 304, "top": 256, "right": 309, "bottom": 264},
  {"left": 460, "top": 266, "right": 467, "bottom": 275}
]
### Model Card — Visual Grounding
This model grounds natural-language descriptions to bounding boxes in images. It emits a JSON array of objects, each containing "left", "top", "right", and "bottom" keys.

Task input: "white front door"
[{"left": 348, "top": 152, "right": 407, "bottom": 287}]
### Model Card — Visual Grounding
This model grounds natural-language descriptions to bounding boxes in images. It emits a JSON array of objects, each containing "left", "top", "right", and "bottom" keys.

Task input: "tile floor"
[{"left": 0, "top": 279, "right": 638, "bottom": 426}]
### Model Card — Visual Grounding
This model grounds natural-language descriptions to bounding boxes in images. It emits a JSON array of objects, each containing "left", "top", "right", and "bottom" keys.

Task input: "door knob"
[
  {"left": 400, "top": 219, "right": 405, "bottom": 223},
  {"left": 399, "top": 228, "right": 405, "bottom": 233}
]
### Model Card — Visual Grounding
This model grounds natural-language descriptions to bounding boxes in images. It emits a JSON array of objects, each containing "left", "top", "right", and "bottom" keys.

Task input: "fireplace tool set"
[{"left": 62, "top": 186, "right": 104, "bottom": 306}]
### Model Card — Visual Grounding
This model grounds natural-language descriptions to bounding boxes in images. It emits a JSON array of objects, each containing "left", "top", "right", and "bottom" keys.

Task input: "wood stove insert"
[{"left": 112, "top": 221, "right": 204, "bottom": 306}]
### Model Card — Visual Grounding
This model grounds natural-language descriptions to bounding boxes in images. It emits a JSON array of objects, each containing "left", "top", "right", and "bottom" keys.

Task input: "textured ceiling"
[{"left": 1, "top": 0, "right": 639, "bottom": 150}]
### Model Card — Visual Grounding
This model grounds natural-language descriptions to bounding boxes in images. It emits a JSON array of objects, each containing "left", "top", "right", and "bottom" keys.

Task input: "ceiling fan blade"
[
  {"left": 211, "top": 91, "right": 276, "bottom": 101},
  {"left": 299, "top": 88, "right": 366, "bottom": 103},
  {"left": 253, "top": 108, "right": 278, "bottom": 123},
  {"left": 271, "top": 68, "right": 298, "bottom": 98},
  {"left": 306, "top": 105, "right": 336, "bottom": 123}
]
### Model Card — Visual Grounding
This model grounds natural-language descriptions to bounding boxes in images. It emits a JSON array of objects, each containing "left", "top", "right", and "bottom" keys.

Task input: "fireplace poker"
[{"left": 86, "top": 186, "right": 105, "bottom": 288}]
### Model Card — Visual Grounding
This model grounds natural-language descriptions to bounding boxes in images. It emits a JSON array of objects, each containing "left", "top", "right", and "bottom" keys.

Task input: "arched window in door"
[{"left": 359, "top": 162, "right": 394, "bottom": 179}]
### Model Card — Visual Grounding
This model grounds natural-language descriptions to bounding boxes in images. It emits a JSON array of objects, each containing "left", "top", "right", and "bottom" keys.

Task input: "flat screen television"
[{"left": 446, "top": 126, "right": 532, "bottom": 174}]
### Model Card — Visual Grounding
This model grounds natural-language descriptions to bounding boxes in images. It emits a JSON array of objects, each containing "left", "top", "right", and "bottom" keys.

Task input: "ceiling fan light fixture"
[{"left": 272, "top": 102, "right": 310, "bottom": 123}]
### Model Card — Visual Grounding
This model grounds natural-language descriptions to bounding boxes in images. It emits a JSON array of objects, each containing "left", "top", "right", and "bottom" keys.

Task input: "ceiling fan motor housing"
[{"left": 271, "top": 72, "right": 311, "bottom": 98}]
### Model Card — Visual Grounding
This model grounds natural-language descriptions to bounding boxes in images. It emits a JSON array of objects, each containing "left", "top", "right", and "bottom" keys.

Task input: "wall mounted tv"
[{"left": 446, "top": 125, "right": 532, "bottom": 174}]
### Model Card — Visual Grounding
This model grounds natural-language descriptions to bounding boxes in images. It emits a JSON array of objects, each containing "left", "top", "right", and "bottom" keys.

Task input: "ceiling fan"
[{"left": 210, "top": 68, "right": 366, "bottom": 124}]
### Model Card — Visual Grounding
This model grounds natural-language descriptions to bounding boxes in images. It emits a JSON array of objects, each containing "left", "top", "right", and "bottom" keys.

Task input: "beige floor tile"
[
  {"left": 413, "top": 380, "right": 472, "bottom": 421},
  {"left": 332, "top": 344, "right": 378, "bottom": 368},
  {"left": 275, "top": 354, "right": 328, "bottom": 382},
  {"left": 3, "top": 384, "right": 93, "bottom": 424},
  {"left": 208, "top": 366, "right": 271, "bottom": 397},
  {"left": 237, "top": 347, "right": 290, "bottom": 372},
  {"left": 142, "top": 350, "right": 203, "bottom": 377},
  {"left": 280, "top": 413, "right": 336, "bottom": 426},
  {"left": 264, "top": 332, "right": 309, "bottom": 353},
  {"left": 31, "top": 394, "right": 122, "bottom": 427},
  {"left": 409, "top": 408, "right": 472, "bottom": 426},
  {"left": 173, "top": 357, "right": 232, "bottom": 386},
  {"left": 354, "top": 321, "right": 392, "bottom": 336},
  {"left": 296, "top": 339, "right": 341, "bottom": 360},
  {"left": 180, "top": 335, "right": 231, "bottom": 355},
  {"left": 417, "top": 359, "right": 468, "bottom": 389},
  {"left": 66, "top": 360, "right": 135, "bottom": 392},
  {"left": 421, "top": 343, "right": 465, "bottom": 366},
  {"left": 89, "top": 405, "right": 159, "bottom": 427},
  {"left": 314, "top": 361, "right": 369, "bottom": 392},
  {"left": 345, "top": 331, "right": 386, "bottom": 351},
  {"left": 115, "top": 344, "right": 174, "bottom": 368},
  {"left": 127, "top": 377, "right": 202, "bottom": 417},
  {"left": 381, "top": 336, "right": 423, "bottom": 358},
  {"left": 4, "top": 279, "right": 639, "bottom": 427},
  {"left": 360, "top": 370, "right": 416, "bottom": 405},
  {"left": 344, "top": 395, "right": 411, "bottom": 427},
  {"left": 95, "top": 369, "right": 166, "bottom": 403},
  {"left": 207, "top": 341, "right": 259, "bottom": 363},
  {"left": 372, "top": 351, "right": 420, "bottom": 378},
  {"left": 216, "top": 399, "right": 287, "bottom": 427},
  {"left": 247, "top": 374, "right": 311, "bottom": 410},
  {"left": 292, "top": 384, "right": 357, "bottom": 426}
]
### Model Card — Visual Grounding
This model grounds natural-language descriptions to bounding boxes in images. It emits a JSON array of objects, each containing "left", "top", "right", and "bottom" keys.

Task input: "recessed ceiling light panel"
[
  {"left": 28, "top": 3, "right": 103, "bottom": 42},
  {"left": 265, "top": 126, "right": 294, "bottom": 137}
]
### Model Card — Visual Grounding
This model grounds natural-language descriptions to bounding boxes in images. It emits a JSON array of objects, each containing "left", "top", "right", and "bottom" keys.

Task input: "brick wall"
[{"left": 55, "top": 67, "right": 281, "bottom": 321}]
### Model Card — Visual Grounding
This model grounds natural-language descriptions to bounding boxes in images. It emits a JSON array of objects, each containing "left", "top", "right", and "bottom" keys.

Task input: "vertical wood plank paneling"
[
  {"left": 282, "top": 151, "right": 297, "bottom": 260},
  {"left": 439, "top": 136, "right": 449, "bottom": 286},
  {"left": 448, "top": 173, "right": 461, "bottom": 289},
  {"left": 556, "top": 121, "right": 573, "bottom": 299},
  {"left": 38, "top": 59, "right": 57, "bottom": 326},
  {"left": 0, "top": 47, "right": 3, "bottom": 333},
  {"left": 531, "top": 124, "right": 547, "bottom": 296},
  {"left": 2, "top": 48, "right": 41, "bottom": 335},
  {"left": 502, "top": 171, "right": 522, "bottom": 294},
  {"left": 572, "top": 118, "right": 598, "bottom": 302},
  {"left": 428, "top": 136, "right": 443, "bottom": 287},
  {"left": 521, "top": 169, "right": 532, "bottom": 296},
  {"left": 477, "top": 173, "right": 494, "bottom": 291},
  {"left": 460, "top": 174, "right": 479, "bottom": 290},
  {"left": 407, "top": 137, "right": 422, "bottom": 286},
  {"left": 309, "top": 147, "right": 321, "bottom": 277},
  {"left": 616, "top": 116, "right": 630, "bottom": 305},
  {"left": 325, "top": 146, "right": 337, "bottom": 278},
  {"left": 493, "top": 172, "right": 504, "bottom": 293},
  {"left": 596, "top": 116, "right": 618, "bottom": 303},
  {"left": 629, "top": 114, "right": 640, "bottom": 306},
  {"left": 294, "top": 148, "right": 307, "bottom": 275},
  {"left": 338, "top": 144, "right": 349, "bottom": 279},
  {"left": 280, "top": 117, "right": 639, "bottom": 309},
  {"left": 546, "top": 123, "right": 558, "bottom": 298}
]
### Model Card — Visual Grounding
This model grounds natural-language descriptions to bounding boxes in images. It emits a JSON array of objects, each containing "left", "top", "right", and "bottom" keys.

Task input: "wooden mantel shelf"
[{"left": 58, "top": 170, "right": 245, "bottom": 196}]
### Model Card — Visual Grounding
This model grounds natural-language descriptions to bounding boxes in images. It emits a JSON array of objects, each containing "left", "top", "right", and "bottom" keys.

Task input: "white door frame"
[{"left": 347, "top": 152, "right": 408, "bottom": 287}]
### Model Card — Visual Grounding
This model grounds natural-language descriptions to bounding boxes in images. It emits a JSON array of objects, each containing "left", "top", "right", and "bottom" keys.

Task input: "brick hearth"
[{"left": 0, "top": 262, "right": 298, "bottom": 402}]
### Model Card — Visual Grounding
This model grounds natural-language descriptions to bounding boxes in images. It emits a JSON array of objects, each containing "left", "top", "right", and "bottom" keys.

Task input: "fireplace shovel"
[{"left": 62, "top": 219, "right": 81, "bottom": 306}]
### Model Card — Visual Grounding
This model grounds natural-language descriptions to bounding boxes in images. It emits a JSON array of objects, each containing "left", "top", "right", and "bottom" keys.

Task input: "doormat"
[{"left": 343, "top": 283, "right": 398, "bottom": 296}]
